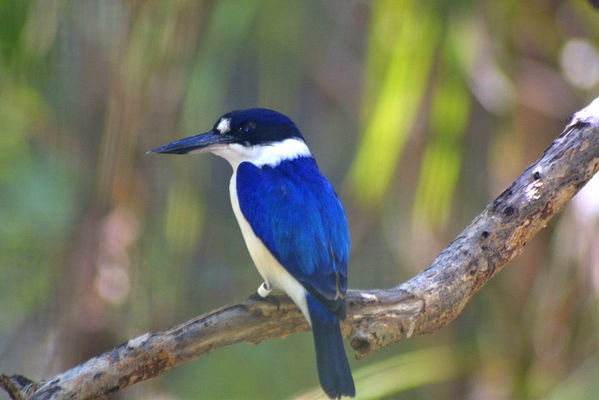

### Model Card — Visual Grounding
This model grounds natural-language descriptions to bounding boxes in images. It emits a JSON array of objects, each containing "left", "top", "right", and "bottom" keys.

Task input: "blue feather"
[
  {"left": 307, "top": 294, "right": 355, "bottom": 399},
  {"left": 236, "top": 156, "right": 350, "bottom": 315}
]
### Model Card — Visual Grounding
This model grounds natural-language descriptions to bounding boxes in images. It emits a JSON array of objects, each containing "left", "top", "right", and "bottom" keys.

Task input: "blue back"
[{"left": 236, "top": 157, "right": 349, "bottom": 312}]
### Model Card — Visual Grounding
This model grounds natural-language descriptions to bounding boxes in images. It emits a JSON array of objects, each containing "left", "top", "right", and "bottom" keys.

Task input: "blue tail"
[{"left": 307, "top": 294, "right": 355, "bottom": 399}]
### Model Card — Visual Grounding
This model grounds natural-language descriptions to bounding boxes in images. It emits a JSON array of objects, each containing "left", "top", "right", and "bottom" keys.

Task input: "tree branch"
[{"left": 3, "top": 97, "right": 599, "bottom": 400}]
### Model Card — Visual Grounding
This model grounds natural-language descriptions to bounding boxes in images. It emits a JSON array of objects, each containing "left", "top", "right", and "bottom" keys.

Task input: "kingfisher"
[{"left": 149, "top": 109, "right": 355, "bottom": 398}]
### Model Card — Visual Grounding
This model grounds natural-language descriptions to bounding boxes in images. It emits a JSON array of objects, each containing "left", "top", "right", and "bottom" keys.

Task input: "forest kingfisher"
[{"left": 149, "top": 109, "right": 355, "bottom": 399}]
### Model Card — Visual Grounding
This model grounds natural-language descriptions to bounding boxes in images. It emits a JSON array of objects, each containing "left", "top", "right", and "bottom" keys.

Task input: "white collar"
[{"left": 210, "top": 138, "right": 312, "bottom": 170}]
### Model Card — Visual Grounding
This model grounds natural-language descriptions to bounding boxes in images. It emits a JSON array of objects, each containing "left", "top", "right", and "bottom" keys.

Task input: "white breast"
[{"left": 229, "top": 171, "right": 310, "bottom": 323}]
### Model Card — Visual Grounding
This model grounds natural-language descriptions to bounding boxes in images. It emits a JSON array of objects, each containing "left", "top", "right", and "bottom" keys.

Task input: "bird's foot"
[
  {"left": 249, "top": 282, "right": 279, "bottom": 309},
  {"left": 253, "top": 282, "right": 272, "bottom": 298}
]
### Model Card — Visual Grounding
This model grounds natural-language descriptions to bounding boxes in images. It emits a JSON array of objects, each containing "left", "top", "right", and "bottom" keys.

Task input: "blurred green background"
[{"left": 2, "top": 0, "right": 599, "bottom": 399}]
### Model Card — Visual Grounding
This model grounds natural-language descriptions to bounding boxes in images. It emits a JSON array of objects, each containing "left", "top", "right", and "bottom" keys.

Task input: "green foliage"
[
  {"left": 413, "top": 29, "right": 471, "bottom": 229},
  {"left": 0, "top": 0, "right": 28, "bottom": 59},
  {"left": 349, "top": 1, "right": 440, "bottom": 206},
  {"left": 295, "top": 346, "right": 474, "bottom": 399}
]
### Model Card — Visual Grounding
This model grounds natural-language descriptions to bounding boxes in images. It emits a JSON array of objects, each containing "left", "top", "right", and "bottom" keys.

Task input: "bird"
[{"left": 149, "top": 108, "right": 355, "bottom": 399}]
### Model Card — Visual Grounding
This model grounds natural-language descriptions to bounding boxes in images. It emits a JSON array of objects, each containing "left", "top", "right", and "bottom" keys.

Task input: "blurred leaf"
[
  {"left": 181, "top": 0, "right": 259, "bottom": 131},
  {"left": 255, "top": 0, "right": 303, "bottom": 111},
  {"left": 164, "top": 180, "right": 205, "bottom": 253},
  {"left": 0, "top": 84, "right": 49, "bottom": 184},
  {"left": 20, "top": 0, "right": 64, "bottom": 58},
  {"left": 291, "top": 346, "right": 472, "bottom": 400},
  {"left": 348, "top": 0, "right": 440, "bottom": 206},
  {"left": 0, "top": 0, "right": 29, "bottom": 59},
  {"left": 0, "top": 156, "right": 78, "bottom": 332},
  {"left": 412, "top": 32, "right": 470, "bottom": 229},
  {"left": 541, "top": 356, "right": 599, "bottom": 400}
]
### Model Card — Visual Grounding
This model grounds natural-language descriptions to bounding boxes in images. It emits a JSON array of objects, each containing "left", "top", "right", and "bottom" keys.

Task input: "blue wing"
[{"left": 236, "top": 157, "right": 350, "bottom": 316}]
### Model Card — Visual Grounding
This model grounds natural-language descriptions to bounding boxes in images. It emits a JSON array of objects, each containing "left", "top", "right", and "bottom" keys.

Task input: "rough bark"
[{"left": 2, "top": 97, "right": 599, "bottom": 400}]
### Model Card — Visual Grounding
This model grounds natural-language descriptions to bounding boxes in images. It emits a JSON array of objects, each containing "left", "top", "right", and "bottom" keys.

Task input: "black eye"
[{"left": 240, "top": 121, "right": 256, "bottom": 134}]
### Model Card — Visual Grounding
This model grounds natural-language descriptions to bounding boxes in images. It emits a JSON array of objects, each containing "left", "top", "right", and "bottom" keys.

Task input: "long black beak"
[{"left": 147, "top": 130, "right": 235, "bottom": 154}]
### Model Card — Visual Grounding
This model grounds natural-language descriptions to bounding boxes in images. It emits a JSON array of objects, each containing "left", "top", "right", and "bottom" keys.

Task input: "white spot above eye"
[{"left": 216, "top": 118, "right": 231, "bottom": 134}]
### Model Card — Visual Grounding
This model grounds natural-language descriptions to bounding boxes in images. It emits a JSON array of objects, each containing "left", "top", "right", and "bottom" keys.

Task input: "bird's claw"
[
  {"left": 249, "top": 282, "right": 280, "bottom": 310},
  {"left": 252, "top": 295, "right": 279, "bottom": 310},
  {"left": 249, "top": 291, "right": 266, "bottom": 301}
]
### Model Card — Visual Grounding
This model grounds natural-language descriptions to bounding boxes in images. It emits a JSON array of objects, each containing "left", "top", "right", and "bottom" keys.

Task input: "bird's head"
[{"left": 148, "top": 108, "right": 311, "bottom": 168}]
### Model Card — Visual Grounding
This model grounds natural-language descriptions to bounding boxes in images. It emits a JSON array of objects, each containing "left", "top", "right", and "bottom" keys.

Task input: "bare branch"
[{"left": 3, "top": 97, "right": 599, "bottom": 400}]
